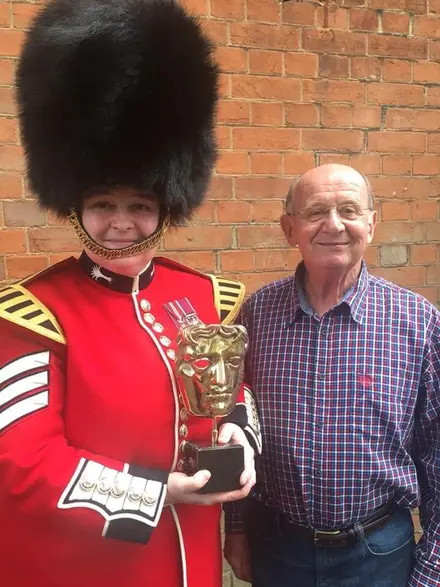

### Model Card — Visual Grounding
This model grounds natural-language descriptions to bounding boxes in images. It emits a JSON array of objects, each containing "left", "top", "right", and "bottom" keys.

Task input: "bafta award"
[{"left": 175, "top": 323, "right": 248, "bottom": 494}]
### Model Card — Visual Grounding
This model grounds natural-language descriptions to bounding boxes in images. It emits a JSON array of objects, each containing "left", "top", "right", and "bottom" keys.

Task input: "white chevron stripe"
[
  {"left": 0, "top": 371, "right": 49, "bottom": 408},
  {"left": 0, "top": 351, "right": 50, "bottom": 387},
  {"left": 0, "top": 390, "right": 48, "bottom": 431}
]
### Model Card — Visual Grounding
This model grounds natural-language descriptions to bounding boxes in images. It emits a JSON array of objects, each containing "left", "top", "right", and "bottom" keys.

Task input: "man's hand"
[
  {"left": 224, "top": 533, "right": 252, "bottom": 583},
  {"left": 218, "top": 422, "right": 256, "bottom": 493}
]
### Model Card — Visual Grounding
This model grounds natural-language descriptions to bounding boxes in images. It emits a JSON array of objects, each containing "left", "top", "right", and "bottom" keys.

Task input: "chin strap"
[{"left": 68, "top": 209, "right": 170, "bottom": 260}]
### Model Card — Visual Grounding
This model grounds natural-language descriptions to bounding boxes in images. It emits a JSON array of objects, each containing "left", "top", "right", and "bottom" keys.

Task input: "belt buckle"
[{"left": 313, "top": 529, "right": 341, "bottom": 547}]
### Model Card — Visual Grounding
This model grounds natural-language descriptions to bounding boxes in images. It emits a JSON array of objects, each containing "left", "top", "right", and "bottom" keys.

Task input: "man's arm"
[{"left": 408, "top": 309, "right": 440, "bottom": 587}]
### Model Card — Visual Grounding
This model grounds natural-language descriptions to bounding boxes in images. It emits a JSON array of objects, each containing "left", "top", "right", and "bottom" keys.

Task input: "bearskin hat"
[{"left": 16, "top": 0, "right": 219, "bottom": 224}]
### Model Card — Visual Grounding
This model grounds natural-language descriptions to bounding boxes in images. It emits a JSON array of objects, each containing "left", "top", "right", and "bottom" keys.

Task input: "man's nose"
[
  {"left": 110, "top": 210, "right": 134, "bottom": 230},
  {"left": 323, "top": 208, "right": 345, "bottom": 232}
]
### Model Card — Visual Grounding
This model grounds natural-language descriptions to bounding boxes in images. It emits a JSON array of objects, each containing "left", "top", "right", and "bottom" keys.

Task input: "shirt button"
[
  {"left": 314, "top": 469, "right": 323, "bottom": 478},
  {"left": 321, "top": 327, "right": 328, "bottom": 336},
  {"left": 316, "top": 420, "right": 324, "bottom": 428},
  {"left": 318, "top": 373, "right": 325, "bottom": 381}
]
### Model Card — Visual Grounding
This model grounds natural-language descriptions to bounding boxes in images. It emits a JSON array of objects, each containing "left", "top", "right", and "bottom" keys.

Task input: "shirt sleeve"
[
  {"left": 0, "top": 319, "right": 169, "bottom": 545},
  {"left": 408, "top": 308, "right": 440, "bottom": 587}
]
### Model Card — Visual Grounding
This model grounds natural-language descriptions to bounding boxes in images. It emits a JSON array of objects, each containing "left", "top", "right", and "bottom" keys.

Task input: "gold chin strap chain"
[{"left": 68, "top": 209, "right": 170, "bottom": 260}]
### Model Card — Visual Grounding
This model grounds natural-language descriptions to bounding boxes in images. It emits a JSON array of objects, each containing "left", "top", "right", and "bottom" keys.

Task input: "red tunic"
[{"left": 0, "top": 255, "right": 248, "bottom": 587}]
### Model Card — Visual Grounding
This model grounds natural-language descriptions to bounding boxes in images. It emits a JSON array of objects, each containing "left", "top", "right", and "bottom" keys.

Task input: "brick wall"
[{"left": 0, "top": 0, "right": 437, "bottom": 585}]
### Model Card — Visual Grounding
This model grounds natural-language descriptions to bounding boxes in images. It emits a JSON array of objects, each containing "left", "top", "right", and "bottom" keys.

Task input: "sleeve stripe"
[
  {"left": 0, "top": 390, "right": 48, "bottom": 432},
  {"left": 0, "top": 351, "right": 50, "bottom": 387}
]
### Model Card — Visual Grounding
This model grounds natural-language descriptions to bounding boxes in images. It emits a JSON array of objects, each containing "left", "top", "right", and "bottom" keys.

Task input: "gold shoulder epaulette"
[
  {"left": 208, "top": 276, "right": 245, "bottom": 325},
  {"left": 0, "top": 284, "right": 66, "bottom": 345}
]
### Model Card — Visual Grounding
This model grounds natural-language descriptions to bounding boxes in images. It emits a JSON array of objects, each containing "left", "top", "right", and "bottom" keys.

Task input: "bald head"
[{"left": 286, "top": 164, "right": 373, "bottom": 214}]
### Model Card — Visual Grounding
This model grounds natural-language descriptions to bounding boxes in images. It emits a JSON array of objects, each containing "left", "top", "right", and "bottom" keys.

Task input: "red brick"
[
  {"left": 0, "top": 228, "right": 26, "bottom": 253},
  {"left": 382, "top": 59, "right": 411, "bottom": 82},
  {"left": 352, "top": 105, "right": 381, "bottom": 128},
  {"left": 180, "top": 0, "right": 209, "bottom": 15},
  {"left": 247, "top": 0, "right": 280, "bottom": 22},
  {"left": 431, "top": 39, "right": 440, "bottom": 62},
  {"left": 252, "top": 200, "right": 284, "bottom": 222},
  {"left": 0, "top": 117, "right": 17, "bottom": 144},
  {"left": 3, "top": 199, "right": 46, "bottom": 227},
  {"left": 282, "top": 2, "right": 315, "bottom": 25},
  {"left": 230, "top": 23, "right": 300, "bottom": 50},
  {"left": 220, "top": 250, "right": 254, "bottom": 273},
  {"left": 411, "top": 287, "right": 438, "bottom": 305},
  {"left": 285, "top": 52, "right": 318, "bottom": 77},
  {"left": 217, "top": 100, "right": 250, "bottom": 125},
  {"left": 427, "top": 87, "right": 440, "bottom": 107},
  {"left": 216, "top": 151, "right": 249, "bottom": 174},
  {"left": 319, "top": 154, "right": 351, "bottom": 166},
  {"left": 29, "top": 227, "right": 81, "bottom": 253},
  {"left": 0, "top": 172, "right": 23, "bottom": 199},
  {"left": 237, "top": 225, "right": 286, "bottom": 248},
  {"left": 351, "top": 153, "right": 381, "bottom": 173},
  {"left": 368, "top": 83, "right": 424, "bottom": 106},
  {"left": 427, "top": 134, "right": 440, "bottom": 153},
  {"left": 368, "top": 0, "right": 406, "bottom": 9},
  {"left": 238, "top": 271, "right": 290, "bottom": 293},
  {"left": 201, "top": 20, "right": 228, "bottom": 45},
  {"left": 382, "top": 12, "right": 410, "bottom": 34},
  {"left": 365, "top": 246, "right": 379, "bottom": 266},
  {"left": 410, "top": 244, "right": 437, "bottom": 265},
  {"left": 303, "top": 80, "right": 365, "bottom": 103},
  {"left": 284, "top": 152, "right": 315, "bottom": 175},
  {"left": 414, "top": 110, "right": 440, "bottom": 130},
  {"left": 190, "top": 201, "right": 215, "bottom": 224},
  {"left": 180, "top": 251, "right": 215, "bottom": 272},
  {"left": 5, "top": 255, "right": 49, "bottom": 279},
  {"left": 249, "top": 50, "right": 283, "bottom": 75},
  {"left": 319, "top": 54, "right": 349, "bottom": 78},
  {"left": 374, "top": 221, "right": 425, "bottom": 243},
  {"left": 370, "top": 266, "right": 425, "bottom": 286},
  {"left": 251, "top": 102, "right": 283, "bottom": 126},
  {"left": 414, "top": 16, "right": 440, "bottom": 38},
  {"left": 381, "top": 201, "right": 410, "bottom": 221},
  {"left": 207, "top": 177, "right": 233, "bottom": 200},
  {"left": 216, "top": 126, "right": 231, "bottom": 149},
  {"left": 382, "top": 155, "right": 412, "bottom": 175},
  {"left": 231, "top": 75, "right": 301, "bottom": 101},
  {"left": 369, "top": 131, "right": 425, "bottom": 153},
  {"left": 285, "top": 103, "right": 319, "bottom": 127},
  {"left": 320, "top": 105, "right": 351, "bottom": 127},
  {"left": 302, "top": 129, "right": 363, "bottom": 151},
  {"left": 49, "top": 253, "right": 80, "bottom": 265},
  {"left": 385, "top": 109, "right": 414, "bottom": 130},
  {"left": 368, "top": 34, "right": 427, "bottom": 59},
  {"left": 164, "top": 226, "right": 232, "bottom": 250},
  {"left": 211, "top": 0, "right": 245, "bottom": 19},
  {"left": 426, "top": 222, "right": 440, "bottom": 241},
  {"left": 217, "top": 201, "right": 251, "bottom": 223},
  {"left": 0, "top": 145, "right": 25, "bottom": 171},
  {"left": 0, "top": 3, "right": 10, "bottom": 27},
  {"left": 351, "top": 56, "right": 381, "bottom": 80},
  {"left": 303, "top": 29, "right": 365, "bottom": 54},
  {"left": 234, "top": 178, "right": 292, "bottom": 200},
  {"left": 413, "top": 155, "right": 440, "bottom": 176},
  {"left": 250, "top": 153, "right": 283, "bottom": 175},
  {"left": 0, "top": 29, "right": 25, "bottom": 57},
  {"left": 218, "top": 73, "right": 231, "bottom": 99},
  {"left": 371, "top": 177, "right": 429, "bottom": 199},
  {"left": 316, "top": 6, "right": 349, "bottom": 29},
  {"left": 413, "top": 62, "right": 440, "bottom": 83},
  {"left": 254, "top": 248, "right": 302, "bottom": 270},
  {"left": 233, "top": 127, "right": 301, "bottom": 150},
  {"left": 429, "top": 0, "right": 440, "bottom": 13},
  {"left": 0, "top": 88, "right": 16, "bottom": 116},
  {"left": 215, "top": 47, "right": 247, "bottom": 73},
  {"left": 405, "top": 0, "right": 427, "bottom": 14},
  {"left": 411, "top": 200, "right": 438, "bottom": 220},
  {"left": 350, "top": 8, "right": 378, "bottom": 31},
  {"left": 0, "top": 59, "right": 13, "bottom": 85},
  {"left": 12, "top": 3, "right": 40, "bottom": 28}
]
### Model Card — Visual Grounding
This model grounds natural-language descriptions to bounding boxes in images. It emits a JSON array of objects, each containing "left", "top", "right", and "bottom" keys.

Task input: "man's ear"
[
  {"left": 366, "top": 210, "right": 377, "bottom": 244},
  {"left": 280, "top": 214, "right": 298, "bottom": 248}
]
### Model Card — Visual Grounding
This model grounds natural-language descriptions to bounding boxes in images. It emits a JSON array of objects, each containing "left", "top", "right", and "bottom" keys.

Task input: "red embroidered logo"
[{"left": 358, "top": 375, "right": 373, "bottom": 386}]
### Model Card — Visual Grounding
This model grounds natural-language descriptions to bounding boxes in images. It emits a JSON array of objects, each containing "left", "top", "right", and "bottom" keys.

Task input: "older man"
[{"left": 224, "top": 164, "right": 440, "bottom": 587}]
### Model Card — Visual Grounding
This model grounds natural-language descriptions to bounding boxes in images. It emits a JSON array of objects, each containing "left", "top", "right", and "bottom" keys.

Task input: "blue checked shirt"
[{"left": 224, "top": 262, "right": 440, "bottom": 587}]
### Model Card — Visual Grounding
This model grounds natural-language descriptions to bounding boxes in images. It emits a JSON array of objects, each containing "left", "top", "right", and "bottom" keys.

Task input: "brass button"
[
  {"left": 179, "top": 424, "right": 188, "bottom": 438},
  {"left": 179, "top": 440, "right": 188, "bottom": 453},
  {"left": 79, "top": 478, "right": 96, "bottom": 492},
  {"left": 140, "top": 300, "right": 151, "bottom": 312},
  {"left": 144, "top": 313, "right": 155, "bottom": 324},
  {"left": 142, "top": 493, "right": 157, "bottom": 506},
  {"left": 96, "top": 478, "right": 112, "bottom": 494},
  {"left": 127, "top": 489, "right": 143, "bottom": 503},
  {"left": 167, "top": 349, "right": 176, "bottom": 360},
  {"left": 180, "top": 408, "right": 189, "bottom": 422},
  {"left": 160, "top": 336, "right": 171, "bottom": 347},
  {"left": 177, "top": 459, "right": 185, "bottom": 472},
  {"left": 153, "top": 323, "right": 164, "bottom": 333}
]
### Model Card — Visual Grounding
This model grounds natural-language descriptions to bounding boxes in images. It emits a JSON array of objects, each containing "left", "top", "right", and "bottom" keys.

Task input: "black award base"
[{"left": 183, "top": 442, "right": 244, "bottom": 494}]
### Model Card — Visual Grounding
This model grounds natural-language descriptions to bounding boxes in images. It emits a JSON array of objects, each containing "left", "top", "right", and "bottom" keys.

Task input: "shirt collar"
[
  {"left": 78, "top": 251, "right": 155, "bottom": 293},
  {"left": 288, "top": 260, "right": 370, "bottom": 325}
]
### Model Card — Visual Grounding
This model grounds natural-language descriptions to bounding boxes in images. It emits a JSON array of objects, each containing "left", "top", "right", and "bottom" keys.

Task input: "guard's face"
[{"left": 176, "top": 326, "right": 247, "bottom": 417}]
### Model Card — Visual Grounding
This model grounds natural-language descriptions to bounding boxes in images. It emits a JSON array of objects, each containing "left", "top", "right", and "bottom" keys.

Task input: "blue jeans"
[{"left": 249, "top": 508, "right": 415, "bottom": 587}]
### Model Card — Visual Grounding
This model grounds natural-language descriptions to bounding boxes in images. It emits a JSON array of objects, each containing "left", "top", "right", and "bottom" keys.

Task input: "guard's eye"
[{"left": 192, "top": 358, "right": 211, "bottom": 370}]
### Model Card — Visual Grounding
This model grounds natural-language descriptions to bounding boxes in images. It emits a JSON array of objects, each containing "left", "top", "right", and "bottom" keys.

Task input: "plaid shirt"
[{"left": 224, "top": 262, "right": 440, "bottom": 587}]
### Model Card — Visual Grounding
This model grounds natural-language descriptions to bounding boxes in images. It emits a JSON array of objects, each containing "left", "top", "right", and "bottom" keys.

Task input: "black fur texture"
[{"left": 16, "top": 0, "right": 219, "bottom": 223}]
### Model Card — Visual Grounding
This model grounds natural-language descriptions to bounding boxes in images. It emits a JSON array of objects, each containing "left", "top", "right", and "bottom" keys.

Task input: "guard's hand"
[
  {"left": 218, "top": 422, "right": 256, "bottom": 493},
  {"left": 224, "top": 533, "right": 252, "bottom": 583},
  {"left": 165, "top": 469, "right": 253, "bottom": 507}
]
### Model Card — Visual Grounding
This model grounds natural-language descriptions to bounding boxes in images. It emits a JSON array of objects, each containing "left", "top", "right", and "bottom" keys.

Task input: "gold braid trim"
[{"left": 68, "top": 210, "right": 170, "bottom": 260}]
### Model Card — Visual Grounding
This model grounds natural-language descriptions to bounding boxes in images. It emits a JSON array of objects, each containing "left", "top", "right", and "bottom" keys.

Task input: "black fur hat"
[{"left": 16, "top": 0, "right": 219, "bottom": 224}]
